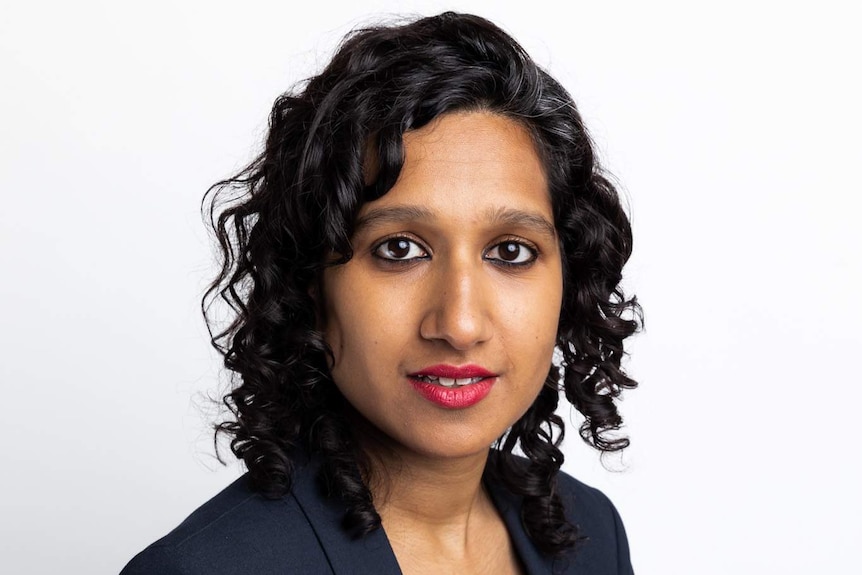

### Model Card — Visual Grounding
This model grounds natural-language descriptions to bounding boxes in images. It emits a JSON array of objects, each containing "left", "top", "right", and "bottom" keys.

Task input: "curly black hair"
[{"left": 204, "top": 11, "right": 640, "bottom": 557}]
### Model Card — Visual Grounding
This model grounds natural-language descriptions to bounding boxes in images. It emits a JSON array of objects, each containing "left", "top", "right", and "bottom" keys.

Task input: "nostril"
[{"left": 419, "top": 286, "right": 491, "bottom": 350}]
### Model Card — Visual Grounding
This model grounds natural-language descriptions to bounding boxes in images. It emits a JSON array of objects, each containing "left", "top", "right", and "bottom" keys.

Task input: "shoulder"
[
  {"left": 554, "top": 469, "right": 624, "bottom": 536},
  {"left": 120, "top": 472, "right": 331, "bottom": 575},
  {"left": 554, "top": 468, "right": 633, "bottom": 575},
  {"left": 485, "top": 452, "right": 634, "bottom": 574}
]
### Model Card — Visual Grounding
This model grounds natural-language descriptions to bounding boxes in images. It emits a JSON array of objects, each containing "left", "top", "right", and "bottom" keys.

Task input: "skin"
[{"left": 322, "top": 111, "right": 564, "bottom": 574}]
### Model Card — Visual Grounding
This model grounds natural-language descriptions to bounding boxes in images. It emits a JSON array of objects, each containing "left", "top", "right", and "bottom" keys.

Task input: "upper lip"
[{"left": 409, "top": 364, "right": 496, "bottom": 379}]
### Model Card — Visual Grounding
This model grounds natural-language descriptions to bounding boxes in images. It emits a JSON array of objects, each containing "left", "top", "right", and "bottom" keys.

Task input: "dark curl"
[{"left": 204, "top": 12, "right": 641, "bottom": 557}]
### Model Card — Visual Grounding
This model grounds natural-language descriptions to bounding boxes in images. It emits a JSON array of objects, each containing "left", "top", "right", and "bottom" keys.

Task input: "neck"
[
  {"left": 369, "top": 448, "right": 491, "bottom": 527},
  {"left": 346, "top": 415, "right": 517, "bottom": 571},
  {"left": 340, "top": 404, "right": 494, "bottom": 530},
  {"left": 338, "top": 406, "right": 502, "bottom": 555}
]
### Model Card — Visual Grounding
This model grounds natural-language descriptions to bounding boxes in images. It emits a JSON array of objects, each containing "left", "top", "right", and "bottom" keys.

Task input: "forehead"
[
  {"left": 359, "top": 112, "right": 552, "bottom": 226},
  {"left": 401, "top": 112, "right": 545, "bottom": 185}
]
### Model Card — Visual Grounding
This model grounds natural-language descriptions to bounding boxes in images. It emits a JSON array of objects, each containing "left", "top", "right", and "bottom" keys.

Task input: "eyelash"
[
  {"left": 371, "top": 235, "right": 539, "bottom": 268},
  {"left": 371, "top": 236, "right": 430, "bottom": 264},
  {"left": 486, "top": 238, "right": 539, "bottom": 268}
]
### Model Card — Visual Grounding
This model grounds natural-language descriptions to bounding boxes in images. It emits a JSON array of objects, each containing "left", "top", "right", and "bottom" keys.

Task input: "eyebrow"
[
  {"left": 353, "top": 205, "right": 435, "bottom": 233},
  {"left": 484, "top": 206, "right": 557, "bottom": 240},
  {"left": 353, "top": 204, "right": 557, "bottom": 239}
]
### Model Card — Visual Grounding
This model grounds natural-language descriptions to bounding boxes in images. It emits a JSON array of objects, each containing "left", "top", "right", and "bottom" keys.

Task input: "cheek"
[
  {"left": 521, "top": 268, "right": 563, "bottom": 372},
  {"left": 496, "top": 291, "right": 561, "bottom": 382},
  {"left": 517, "top": 265, "right": 563, "bottom": 328},
  {"left": 322, "top": 273, "right": 408, "bottom": 372},
  {"left": 323, "top": 300, "right": 358, "bottom": 373},
  {"left": 321, "top": 274, "right": 353, "bottom": 370}
]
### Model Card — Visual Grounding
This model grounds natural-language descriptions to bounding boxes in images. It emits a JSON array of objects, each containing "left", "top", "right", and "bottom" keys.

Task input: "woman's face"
[{"left": 322, "top": 111, "right": 563, "bottom": 461}]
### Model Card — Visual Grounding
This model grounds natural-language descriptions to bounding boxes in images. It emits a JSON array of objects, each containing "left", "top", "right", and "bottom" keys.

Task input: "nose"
[{"left": 419, "top": 255, "right": 493, "bottom": 350}]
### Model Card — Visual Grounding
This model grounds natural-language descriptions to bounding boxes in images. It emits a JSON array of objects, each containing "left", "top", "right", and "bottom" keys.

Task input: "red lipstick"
[{"left": 407, "top": 364, "right": 497, "bottom": 409}]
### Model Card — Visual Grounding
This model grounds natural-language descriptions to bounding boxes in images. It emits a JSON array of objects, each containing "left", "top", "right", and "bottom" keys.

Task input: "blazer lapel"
[
  {"left": 486, "top": 479, "right": 556, "bottom": 575},
  {"left": 289, "top": 458, "right": 403, "bottom": 575}
]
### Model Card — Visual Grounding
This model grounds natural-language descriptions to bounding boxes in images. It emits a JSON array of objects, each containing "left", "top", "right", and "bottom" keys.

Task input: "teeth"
[{"left": 416, "top": 375, "right": 484, "bottom": 387}]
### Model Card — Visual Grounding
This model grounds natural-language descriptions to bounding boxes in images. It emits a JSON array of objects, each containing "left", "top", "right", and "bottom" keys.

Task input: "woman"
[{"left": 122, "top": 12, "right": 640, "bottom": 575}]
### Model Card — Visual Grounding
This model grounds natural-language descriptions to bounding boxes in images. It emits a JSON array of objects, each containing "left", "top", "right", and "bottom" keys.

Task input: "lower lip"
[{"left": 408, "top": 377, "right": 496, "bottom": 409}]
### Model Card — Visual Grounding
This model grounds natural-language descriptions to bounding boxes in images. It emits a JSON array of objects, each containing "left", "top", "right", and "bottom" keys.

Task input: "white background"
[{"left": 2, "top": 1, "right": 860, "bottom": 573}]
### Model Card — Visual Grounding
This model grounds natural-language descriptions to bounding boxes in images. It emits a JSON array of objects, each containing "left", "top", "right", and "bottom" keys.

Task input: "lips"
[{"left": 407, "top": 364, "right": 497, "bottom": 408}]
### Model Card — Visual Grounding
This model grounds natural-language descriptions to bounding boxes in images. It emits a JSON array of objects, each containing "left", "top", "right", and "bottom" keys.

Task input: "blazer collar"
[
  {"left": 486, "top": 478, "right": 556, "bottom": 575},
  {"left": 289, "top": 456, "right": 403, "bottom": 574},
  {"left": 289, "top": 454, "right": 555, "bottom": 574}
]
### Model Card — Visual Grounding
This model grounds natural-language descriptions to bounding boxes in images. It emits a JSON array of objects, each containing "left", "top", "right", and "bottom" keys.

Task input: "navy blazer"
[{"left": 121, "top": 457, "right": 633, "bottom": 574}]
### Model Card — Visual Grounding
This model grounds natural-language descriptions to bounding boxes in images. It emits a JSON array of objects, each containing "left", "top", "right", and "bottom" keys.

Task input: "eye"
[
  {"left": 372, "top": 237, "right": 428, "bottom": 261},
  {"left": 485, "top": 241, "right": 537, "bottom": 266}
]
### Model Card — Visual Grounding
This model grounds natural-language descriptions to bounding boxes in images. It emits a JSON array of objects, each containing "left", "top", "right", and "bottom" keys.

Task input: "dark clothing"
[{"left": 121, "top": 457, "right": 633, "bottom": 574}]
